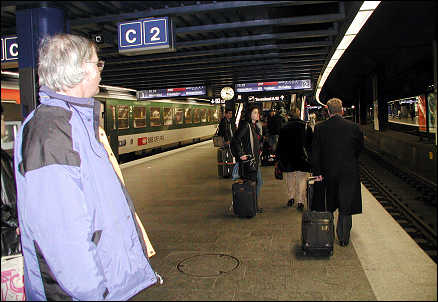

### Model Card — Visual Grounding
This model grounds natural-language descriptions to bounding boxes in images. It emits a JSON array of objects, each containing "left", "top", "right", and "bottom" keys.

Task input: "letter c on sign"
[
  {"left": 10, "top": 43, "right": 18, "bottom": 57},
  {"left": 126, "top": 29, "right": 136, "bottom": 43}
]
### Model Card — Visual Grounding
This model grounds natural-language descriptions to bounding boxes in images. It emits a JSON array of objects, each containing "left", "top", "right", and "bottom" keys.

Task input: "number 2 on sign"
[{"left": 150, "top": 27, "right": 160, "bottom": 41}]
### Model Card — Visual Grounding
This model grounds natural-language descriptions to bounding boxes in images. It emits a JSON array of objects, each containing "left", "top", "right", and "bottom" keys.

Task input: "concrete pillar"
[
  {"left": 371, "top": 69, "right": 388, "bottom": 131},
  {"left": 16, "top": 4, "right": 65, "bottom": 119}
]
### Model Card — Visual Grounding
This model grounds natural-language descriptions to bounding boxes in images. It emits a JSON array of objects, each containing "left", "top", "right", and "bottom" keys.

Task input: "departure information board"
[
  {"left": 236, "top": 80, "right": 311, "bottom": 93},
  {"left": 138, "top": 86, "right": 206, "bottom": 99}
]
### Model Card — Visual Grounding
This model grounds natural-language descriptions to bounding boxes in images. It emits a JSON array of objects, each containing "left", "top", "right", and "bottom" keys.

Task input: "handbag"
[
  {"left": 274, "top": 162, "right": 283, "bottom": 180},
  {"left": 232, "top": 162, "right": 240, "bottom": 180},
  {"left": 1, "top": 254, "right": 26, "bottom": 301},
  {"left": 212, "top": 126, "right": 224, "bottom": 147}
]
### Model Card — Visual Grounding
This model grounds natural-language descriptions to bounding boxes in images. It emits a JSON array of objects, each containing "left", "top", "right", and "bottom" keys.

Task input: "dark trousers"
[{"left": 336, "top": 213, "right": 352, "bottom": 243}]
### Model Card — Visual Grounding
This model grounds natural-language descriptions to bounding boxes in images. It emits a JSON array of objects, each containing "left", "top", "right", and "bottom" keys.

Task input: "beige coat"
[{"left": 98, "top": 127, "right": 156, "bottom": 258}]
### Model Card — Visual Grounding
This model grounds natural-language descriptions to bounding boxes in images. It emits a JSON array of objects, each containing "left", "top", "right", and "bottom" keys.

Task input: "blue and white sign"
[
  {"left": 118, "top": 17, "right": 175, "bottom": 56},
  {"left": 119, "top": 21, "right": 143, "bottom": 48},
  {"left": 1, "top": 36, "right": 18, "bottom": 63},
  {"left": 236, "top": 80, "right": 312, "bottom": 93}
]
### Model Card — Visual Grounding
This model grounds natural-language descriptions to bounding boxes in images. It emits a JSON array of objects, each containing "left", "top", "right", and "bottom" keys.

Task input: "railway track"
[{"left": 359, "top": 149, "right": 437, "bottom": 263}]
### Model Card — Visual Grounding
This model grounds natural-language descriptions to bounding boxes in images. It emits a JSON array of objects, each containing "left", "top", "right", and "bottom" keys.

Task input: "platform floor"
[{"left": 120, "top": 140, "right": 436, "bottom": 301}]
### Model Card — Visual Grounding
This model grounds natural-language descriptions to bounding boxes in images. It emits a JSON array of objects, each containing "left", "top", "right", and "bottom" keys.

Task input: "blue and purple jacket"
[{"left": 14, "top": 86, "right": 157, "bottom": 300}]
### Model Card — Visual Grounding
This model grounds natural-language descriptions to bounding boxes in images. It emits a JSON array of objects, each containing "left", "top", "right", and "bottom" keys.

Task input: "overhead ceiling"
[
  {"left": 3, "top": 1, "right": 435, "bottom": 107},
  {"left": 2, "top": 1, "right": 361, "bottom": 101}
]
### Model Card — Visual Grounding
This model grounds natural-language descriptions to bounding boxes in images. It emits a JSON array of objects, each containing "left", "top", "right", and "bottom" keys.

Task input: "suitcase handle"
[{"left": 307, "top": 175, "right": 327, "bottom": 211}]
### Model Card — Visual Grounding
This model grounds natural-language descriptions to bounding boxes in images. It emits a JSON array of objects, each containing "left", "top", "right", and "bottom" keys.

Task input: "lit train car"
[
  {"left": 1, "top": 72, "right": 221, "bottom": 161},
  {"left": 387, "top": 93, "right": 436, "bottom": 135}
]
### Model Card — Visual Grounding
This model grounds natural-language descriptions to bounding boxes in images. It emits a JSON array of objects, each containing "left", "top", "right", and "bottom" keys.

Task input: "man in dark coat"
[
  {"left": 266, "top": 110, "right": 283, "bottom": 152},
  {"left": 311, "top": 98, "right": 364, "bottom": 247},
  {"left": 276, "top": 107, "right": 313, "bottom": 210},
  {"left": 218, "top": 109, "right": 236, "bottom": 145}
]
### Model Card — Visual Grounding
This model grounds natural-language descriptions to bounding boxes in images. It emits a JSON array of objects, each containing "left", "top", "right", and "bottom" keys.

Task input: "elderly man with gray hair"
[
  {"left": 311, "top": 98, "right": 364, "bottom": 247},
  {"left": 14, "top": 34, "right": 159, "bottom": 300}
]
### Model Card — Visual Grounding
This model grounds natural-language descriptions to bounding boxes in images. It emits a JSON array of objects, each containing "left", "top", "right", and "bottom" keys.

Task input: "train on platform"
[{"left": 1, "top": 72, "right": 221, "bottom": 161}]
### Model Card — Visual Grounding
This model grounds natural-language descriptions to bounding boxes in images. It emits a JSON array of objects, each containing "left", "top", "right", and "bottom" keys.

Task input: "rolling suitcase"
[
  {"left": 217, "top": 146, "right": 234, "bottom": 178},
  {"left": 232, "top": 180, "right": 257, "bottom": 218},
  {"left": 301, "top": 176, "right": 334, "bottom": 256}
]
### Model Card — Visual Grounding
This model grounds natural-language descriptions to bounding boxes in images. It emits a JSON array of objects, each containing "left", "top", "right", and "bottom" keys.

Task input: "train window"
[
  {"left": 185, "top": 108, "right": 192, "bottom": 124},
  {"left": 213, "top": 109, "right": 219, "bottom": 122},
  {"left": 207, "top": 109, "right": 212, "bottom": 122},
  {"left": 164, "top": 107, "right": 174, "bottom": 126},
  {"left": 150, "top": 107, "right": 161, "bottom": 127},
  {"left": 133, "top": 106, "right": 146, "bottom": 128},
  {"left": 201, "top": 109, "right": 207, "bottom": 123},
  {"left": 193, "top": 108, "right": 200, "bottom": 123},
  {"left": 118, "top": 105, "right": 130, "bottom": 129},
  {"left": 175, "top": 108, "right": 184, "bottom": 125},
  {"left": 110, "top": 106, "right": 116, "bottom": 130}
]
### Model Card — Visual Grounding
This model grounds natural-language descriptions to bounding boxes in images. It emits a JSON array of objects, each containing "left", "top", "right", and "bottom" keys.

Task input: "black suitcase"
[
  {"left": 217, "top": 147, "right": 234, "bottom": 178},
  {"left": 301, "top": 176, "right": 334, "bottom": 256},
  {"left": 232, "top": 180, "right": 257, "bottom": 218}
]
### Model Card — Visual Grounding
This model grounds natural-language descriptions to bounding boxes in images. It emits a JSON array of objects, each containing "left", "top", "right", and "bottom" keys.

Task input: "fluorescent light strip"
[
  {"left": 1, "top": 71, "right": 19, "bottom": 77},
  {"left": 315, "top": 1, "right": 381, "bottom": 105},
  {"left": 99, "top": 84, "right": 136, "bottom": 92}
]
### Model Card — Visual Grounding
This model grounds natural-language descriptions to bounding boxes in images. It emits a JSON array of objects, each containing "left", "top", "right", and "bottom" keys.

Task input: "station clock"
[{"left": 220, "top": 86, "right": 235, "bottom": 101}]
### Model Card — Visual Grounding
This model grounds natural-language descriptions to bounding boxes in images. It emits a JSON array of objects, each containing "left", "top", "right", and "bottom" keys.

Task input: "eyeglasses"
[{"left": 86, "top": 60, "right": 105, "bottom": 72}]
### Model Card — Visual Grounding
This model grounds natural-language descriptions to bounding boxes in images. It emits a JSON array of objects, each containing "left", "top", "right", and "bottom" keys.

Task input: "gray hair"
[
  {"left": 38, "top": 34, "right": 97, "bottom": 92},
  {"left": 327, "top": 98, "right": 343, "bottom": 115}
]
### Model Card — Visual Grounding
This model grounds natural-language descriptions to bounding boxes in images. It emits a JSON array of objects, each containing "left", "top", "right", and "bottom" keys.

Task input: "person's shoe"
[
  {"left": 297, "top": 203, "right": 304, "bottom": 211},
  {"left": 256, "top": 208, "right": 264, "bottom": 213},
  {"left": 339, "top": 240, "right": 349, "bottom": 247},
  {"left": 287, "top": 199, "right": 294, "bottom": 207}
]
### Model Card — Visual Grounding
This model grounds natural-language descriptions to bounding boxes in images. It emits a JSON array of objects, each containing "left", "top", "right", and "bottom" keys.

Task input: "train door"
[{"left": 105, "top": 103, "right": 119, "bottom": 159}]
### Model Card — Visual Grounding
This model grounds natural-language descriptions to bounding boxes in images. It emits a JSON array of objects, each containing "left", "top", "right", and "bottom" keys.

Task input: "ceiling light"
[
  {"left": 331, "top": 49, "right": 345, "bottom": 60},
  {"left": 1, "top": 71, "right": 19, "bottom": 77},
  {"left": 316, "top": 1, "right": 381, "bottom": 104},
  {"left": 337, "top": 35, "right": 355, "bottom": 50},
  {"left": 99, "top": 84, "right": 137, "bottom": 92},
  {"left": 345, "top": 10, "right": 374, "bottom": 35},
  {"left": 360, "top": 1, "right": 381, "bottom": 11},
  {"left": 327, "top": 59, "right": 337, "bottom": 69}
]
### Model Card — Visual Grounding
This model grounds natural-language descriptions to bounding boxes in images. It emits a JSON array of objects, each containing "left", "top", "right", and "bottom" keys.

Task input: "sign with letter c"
[{"left": 1, "top": 36, "right": 18, "bottom": 63}]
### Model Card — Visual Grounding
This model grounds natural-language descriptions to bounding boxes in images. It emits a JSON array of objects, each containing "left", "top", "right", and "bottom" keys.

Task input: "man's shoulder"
[{"left": 19, "top": 104, "right": 80, "bottom": 175}]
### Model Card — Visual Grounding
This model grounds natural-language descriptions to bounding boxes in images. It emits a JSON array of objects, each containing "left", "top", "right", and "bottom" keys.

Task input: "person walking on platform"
[
  {"left": 231, "top": 106, "right": 264, "bottom": 213},
  {"left": 276, "top": 107, "right": 313, "bottom": 210},
  {"left": 218, "top": 109, "right": 236, "bottom": 147},
  {"left": 266, "top": 109, "right": 283, "bottom": 152},
  {"left": 13, "top": 34, "right": 159, "bottom": 301},
  {"left": 311, "top": 98, "right": 364, "bottom": 247}
]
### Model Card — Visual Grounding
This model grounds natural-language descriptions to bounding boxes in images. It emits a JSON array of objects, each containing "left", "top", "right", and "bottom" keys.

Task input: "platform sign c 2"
[
  {"left": 1, "top": 36, "right": 18, "bottom": 64},
  {"left": 118, "top": 17, "right": 174, "bottom": 56}
]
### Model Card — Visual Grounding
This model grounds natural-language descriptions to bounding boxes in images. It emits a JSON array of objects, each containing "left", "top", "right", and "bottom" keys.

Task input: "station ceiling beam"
[
  {"left": 69, "top": 1, "right": 336, "bottom": 27},
  {"left": 175, "top": 13, "right": 345, "bottom": 36}
]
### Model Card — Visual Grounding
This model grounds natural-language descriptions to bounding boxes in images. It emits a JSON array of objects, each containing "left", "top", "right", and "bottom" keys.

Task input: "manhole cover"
[{"left": 177, "top": 253, "right": 240, "bottom": 277}]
